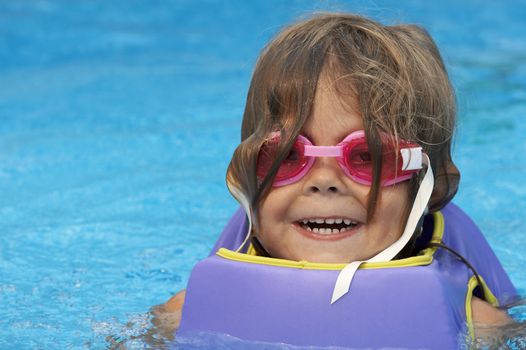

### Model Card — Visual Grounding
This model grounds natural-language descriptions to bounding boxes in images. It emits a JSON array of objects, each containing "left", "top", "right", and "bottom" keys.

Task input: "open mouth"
[{"left": 298, "top": 218, "right": 360, "bottom": 235}]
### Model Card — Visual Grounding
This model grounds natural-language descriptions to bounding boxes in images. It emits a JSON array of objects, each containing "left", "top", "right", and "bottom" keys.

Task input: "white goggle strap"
[
  {"left": 228, "top": 185, "right": 253, "bottom": 253},
  {"left": 331, "top": 154, "right": 434, "bottom": 304}
]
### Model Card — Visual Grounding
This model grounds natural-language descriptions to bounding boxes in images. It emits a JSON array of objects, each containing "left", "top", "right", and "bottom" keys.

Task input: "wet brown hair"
[{"left": 226, "top": 13, "right": 460, "bottom": 247}]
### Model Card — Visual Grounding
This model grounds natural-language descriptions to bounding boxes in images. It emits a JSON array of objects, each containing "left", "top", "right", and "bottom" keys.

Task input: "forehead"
[{"left": 302, "top": 76, "right": 363, "bottom": 144}]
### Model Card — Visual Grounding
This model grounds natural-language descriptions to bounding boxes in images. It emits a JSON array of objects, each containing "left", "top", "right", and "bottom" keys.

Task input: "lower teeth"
[{"left": 302, "top": 225, "right": 354, "bottom": 234}]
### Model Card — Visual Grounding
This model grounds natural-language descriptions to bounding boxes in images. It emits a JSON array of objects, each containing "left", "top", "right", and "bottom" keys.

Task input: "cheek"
[
  {"left": 375, "top": 186, "right": 411, "bottom": 227},
  {"left": 258, "top": 187, "right": 296, "bottom": 223},
  {"left": 257, "top": 193, "right": 282, "bottom": 255},
  {"left": 256, "top": 187, "right": 298, "bottom": 246}
]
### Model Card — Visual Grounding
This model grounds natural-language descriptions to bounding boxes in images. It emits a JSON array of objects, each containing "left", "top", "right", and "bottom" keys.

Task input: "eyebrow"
[{"left": 300, "top": 118, "right": 363, "bottom": 144}]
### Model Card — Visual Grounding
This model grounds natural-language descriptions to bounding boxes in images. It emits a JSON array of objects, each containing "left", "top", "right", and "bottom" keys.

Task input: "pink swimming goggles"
[{"left": 256, "top": 130, "right": 423, "bottom": 187}]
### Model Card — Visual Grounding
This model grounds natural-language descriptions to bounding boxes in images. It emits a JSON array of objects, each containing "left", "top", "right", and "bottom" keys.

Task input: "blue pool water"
[{"left": 0, "top": 1, "right": 525, "bottom": 349}]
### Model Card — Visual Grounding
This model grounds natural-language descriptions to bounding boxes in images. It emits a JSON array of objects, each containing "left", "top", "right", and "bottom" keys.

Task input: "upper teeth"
[{"left": 301, "top": 218, "right": 357, "bottom": 225}]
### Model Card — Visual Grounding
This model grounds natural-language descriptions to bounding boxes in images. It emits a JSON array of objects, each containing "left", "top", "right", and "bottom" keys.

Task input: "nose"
[{"left": 302, "top": 157, "right": 347, "bottom": 196}]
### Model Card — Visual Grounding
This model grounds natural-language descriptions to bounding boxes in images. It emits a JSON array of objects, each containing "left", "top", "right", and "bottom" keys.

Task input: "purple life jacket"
[{"left": 176, "top": 203, "right": 517, "bottom": 349}]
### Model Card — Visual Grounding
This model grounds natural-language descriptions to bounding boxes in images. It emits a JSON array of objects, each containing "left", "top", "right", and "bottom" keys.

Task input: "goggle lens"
[
  {"left": 257, "top": 138, "right": 309, "bottom": 183},
  {"left": 344, "top": 140, "right": 373, "bottom": 181}
]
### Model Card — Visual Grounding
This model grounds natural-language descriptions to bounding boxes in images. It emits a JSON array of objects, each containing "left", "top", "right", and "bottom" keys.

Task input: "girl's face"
[{"left": 257, "top": 80, "right": 410, "bottom": 263}]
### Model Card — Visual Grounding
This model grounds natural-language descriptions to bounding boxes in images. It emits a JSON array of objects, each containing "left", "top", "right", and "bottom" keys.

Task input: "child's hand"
[
  {"left": 150, "top": 289, "right": 187, "bottom": 338},
  {"left": 472, "top": 296, "right": 514, "bottom": 345},
  {"left": 472, "top": 296, "right": 513, "bottom": 326},
  {"left": 105, "top": 290, "right": 187, "bottom": 349}
]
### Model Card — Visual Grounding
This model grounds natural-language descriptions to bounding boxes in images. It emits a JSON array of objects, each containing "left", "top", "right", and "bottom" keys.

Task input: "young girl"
[{"left": 156, "top": 12, "right": 518, "bottom": 347}]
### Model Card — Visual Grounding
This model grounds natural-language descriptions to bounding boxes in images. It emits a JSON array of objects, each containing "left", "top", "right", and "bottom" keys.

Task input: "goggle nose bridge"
[{"left": 303, "top": 145, "right": 344, "bottom": 158}]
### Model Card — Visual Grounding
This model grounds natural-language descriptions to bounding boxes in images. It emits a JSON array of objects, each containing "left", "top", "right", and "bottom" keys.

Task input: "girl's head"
[{"left": 226, "top": 13, "right": 459, "bottom": 263}]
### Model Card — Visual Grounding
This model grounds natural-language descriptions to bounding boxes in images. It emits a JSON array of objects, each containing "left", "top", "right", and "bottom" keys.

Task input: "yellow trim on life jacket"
[
  {"left": 216, "top": 211, "right": 445, "bottom": 270},
  {"left": 246, "top": 243, "right": 257, "bottom": 256}
]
